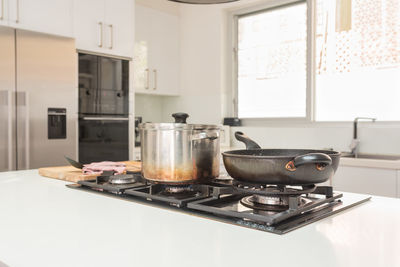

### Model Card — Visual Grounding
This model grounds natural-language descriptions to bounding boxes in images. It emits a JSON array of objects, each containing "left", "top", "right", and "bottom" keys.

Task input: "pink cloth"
[{"left": 82, "top": 161, "right": 126, "bottom": 175}]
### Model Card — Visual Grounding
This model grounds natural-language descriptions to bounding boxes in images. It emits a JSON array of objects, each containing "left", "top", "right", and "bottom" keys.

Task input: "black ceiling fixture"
[{"left": 168, "top": 0, "right": 239, "bottom": 4}]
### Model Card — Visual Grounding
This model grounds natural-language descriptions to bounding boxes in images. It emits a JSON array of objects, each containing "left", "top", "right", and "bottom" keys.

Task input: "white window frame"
[{"left": 229, "top": 0, "right": 314, "bottom": 123}]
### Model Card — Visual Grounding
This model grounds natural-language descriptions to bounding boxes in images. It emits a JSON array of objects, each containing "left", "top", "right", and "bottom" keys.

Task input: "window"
[
  {"left": 237, "top": 3, "right": 307, "bottom": 118},
  {"left": 315, "top": 0, "right": 400, "bottom": 121},
  {"left": 235, "top": 0, "right": 400, "bottom": 121}
]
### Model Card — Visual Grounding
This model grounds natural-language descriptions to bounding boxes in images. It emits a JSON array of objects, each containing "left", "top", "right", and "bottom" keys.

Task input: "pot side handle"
[
  {"left": 293, "top": 153, "right": 332, "bottom": 168},
  {"left": 191, "top": 132, "right": 219, "bottom": 141},
  {"left": 234, "top": 131, "right": 261, "bottom": 150}
]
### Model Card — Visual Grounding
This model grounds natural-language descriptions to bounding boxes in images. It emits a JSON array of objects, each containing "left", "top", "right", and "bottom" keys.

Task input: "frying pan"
[{"left": 222, "top": 132, "right": 341, "bottom": 185}]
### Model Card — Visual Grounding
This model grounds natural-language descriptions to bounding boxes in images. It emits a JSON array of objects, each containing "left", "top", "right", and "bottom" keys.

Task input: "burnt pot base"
[{"left": 143, "top": 176, "right": 218, "bottom": 185}]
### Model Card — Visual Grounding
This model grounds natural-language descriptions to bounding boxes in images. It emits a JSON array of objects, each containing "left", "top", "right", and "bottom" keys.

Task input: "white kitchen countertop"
[{"left": 0, "top": 170, "right": 399, "bottom": 267}]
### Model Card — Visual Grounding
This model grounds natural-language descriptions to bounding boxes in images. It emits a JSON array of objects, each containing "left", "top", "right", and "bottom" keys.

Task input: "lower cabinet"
[{"left": 332, "top": 166, "right": 398, "bottom": 198}]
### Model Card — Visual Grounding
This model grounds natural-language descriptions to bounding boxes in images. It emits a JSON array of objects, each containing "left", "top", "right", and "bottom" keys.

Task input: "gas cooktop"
[{"left": 67, "top": 173, "right": 370, "bottom": 234}]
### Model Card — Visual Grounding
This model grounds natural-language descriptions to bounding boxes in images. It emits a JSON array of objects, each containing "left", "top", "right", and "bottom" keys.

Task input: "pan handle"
[
  {"left": 234, "top": 131, "right": 261, "bottom": 150},
  {"left": 286, "top": 153, "right": 332, "bottom": 171},
  {"left": 294, "top": 153, "right": 332, "bottom": 167}
]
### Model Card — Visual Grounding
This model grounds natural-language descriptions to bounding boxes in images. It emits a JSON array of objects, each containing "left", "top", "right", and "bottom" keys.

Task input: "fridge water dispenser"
[{"left": 48, "top": 108, "right": 66, "bottom": 139}]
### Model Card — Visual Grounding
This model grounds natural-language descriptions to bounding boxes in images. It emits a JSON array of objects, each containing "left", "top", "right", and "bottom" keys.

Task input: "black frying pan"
[{"left": 222, "top": 132, "right": 341, "bottom": 185}]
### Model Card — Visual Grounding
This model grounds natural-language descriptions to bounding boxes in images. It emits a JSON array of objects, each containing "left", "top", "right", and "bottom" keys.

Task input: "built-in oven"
[
  {"left": 78, "top": 54, "right": 129, "bottom": 116},
  {"left": 78, "top": 53, "right": 130, "bottom": 163},
  {"left": 78, "top": 116, "right": 129, "bottom": 164}
]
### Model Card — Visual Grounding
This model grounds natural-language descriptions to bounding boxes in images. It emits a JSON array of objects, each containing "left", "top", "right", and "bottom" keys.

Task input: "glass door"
[
  {"left": 98, "top": 57, "right": 129, "bottom": 115},
  {"left": 79, "top": 53, "right": 99, "bottom": 115}
]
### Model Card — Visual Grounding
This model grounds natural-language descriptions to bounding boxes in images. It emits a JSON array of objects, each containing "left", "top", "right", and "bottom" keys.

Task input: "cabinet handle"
[
  {"left": 98, "top": 22, "right": 103, "bottom": 47},
  {"left": 153, "top": 69, "right": 157, "bottom": 90},
  {"left": 108, "top": 24, "right": 113, "bottom": 49},
  {"left": 0, "top": 0, "right": 4, "bottom": 20},
  {"left": 15, "top": 0, "right": 19, "bottom": 23},
  {"left": 145, "top": 68, "right": 149, "bottom": 90}
]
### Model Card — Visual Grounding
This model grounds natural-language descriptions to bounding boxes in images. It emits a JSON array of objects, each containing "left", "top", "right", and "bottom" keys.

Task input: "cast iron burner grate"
[
  {"left": 228, "top": 182, "right": 319, "bottom": 212},
  {"left": 77, "top": 172, "right": 147, "bottom": 194},
  {"left": 232, "top": 180, "right": 317, "bottom": 196},
  {"left": 124, "top": 183, "right": 211, "bottom": 208},
  {"left": 187, "top": 186, "right": 342, "bottom": 227}
]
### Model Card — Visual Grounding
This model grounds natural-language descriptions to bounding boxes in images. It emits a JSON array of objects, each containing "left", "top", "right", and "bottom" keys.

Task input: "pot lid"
[
  {"left": 168, "top": 0, "right": 239, "bottom": 4},
  {"left": 139, "top": 122, "right": 219, "bottom": 131}
]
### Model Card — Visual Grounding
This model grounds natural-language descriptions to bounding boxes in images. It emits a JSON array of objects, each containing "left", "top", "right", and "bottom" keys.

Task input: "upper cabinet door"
[
  {"left": 74, "top": 0, "right": 105, "bottom": 55},
  {"left": 8, "top": 0, "right": 73, "bottom": 37},
  {"left": 104, "top": 0, "right": 134, "bottom": 58},
  {"left": 133, "top": 4, "right": 153, "bottom": 93},
  {"left": 150, "top": 9, "right": 179, "bottom": 96},
  {"left": 0, "top": 0, "right": 9, "bottom": 26},
  {"left": 134, "top": 4, "right": 179, "bottom": 96},
  {"left": 74, "top": 0, "right": 133, "bottom": 58}
]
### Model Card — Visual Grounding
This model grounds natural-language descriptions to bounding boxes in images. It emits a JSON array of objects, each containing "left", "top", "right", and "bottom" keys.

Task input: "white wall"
[
  {"left": 230, "top": 124, "right": 400, "bottom": 155},
  {"left": 135, "top": 94, "right": 166, "bottom": 123},
  {"left": 135, "top": 0, "right": 180, "bottom": 15},
  {"left": 161, "top": 4, "right": 226, "bottom": 124}
]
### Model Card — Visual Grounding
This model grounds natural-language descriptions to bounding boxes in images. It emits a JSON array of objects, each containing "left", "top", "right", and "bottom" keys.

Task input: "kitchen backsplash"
[{"left": 231, "top": 124, "right": 400, "bottom": 155}]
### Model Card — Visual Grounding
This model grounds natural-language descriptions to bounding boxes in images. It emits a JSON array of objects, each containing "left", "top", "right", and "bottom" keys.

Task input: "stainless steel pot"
[{"left": 139, "top": 113, "right": 220, "bottom": 184}]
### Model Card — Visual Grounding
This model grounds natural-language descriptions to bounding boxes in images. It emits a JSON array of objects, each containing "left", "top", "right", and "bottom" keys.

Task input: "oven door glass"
[
  {"left": 79, "top": 118, "right": 129, "bottom": 164},
  {"left": 79, "top": 54, "right": 129, "bottom": 116}
]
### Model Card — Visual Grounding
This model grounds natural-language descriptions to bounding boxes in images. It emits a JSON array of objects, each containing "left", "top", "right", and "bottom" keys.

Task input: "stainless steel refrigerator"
[{"left": 0, "top": 27, "right": 77, "bottom": 171}]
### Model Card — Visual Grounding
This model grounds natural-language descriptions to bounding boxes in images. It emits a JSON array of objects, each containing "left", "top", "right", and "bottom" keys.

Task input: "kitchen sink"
[{"left": 341, "top": 153, "right": 400, "bottom": 161}]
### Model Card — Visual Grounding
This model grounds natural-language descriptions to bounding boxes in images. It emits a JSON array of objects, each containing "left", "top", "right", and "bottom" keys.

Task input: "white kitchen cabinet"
[
  {"left": 134, "top": 4, "right": 179, "bottom": 96},
  {"left": 73, "top": 0, "right": 104, "bottom": 55},
  {"left": 332, "top": 166, "right": 397, "bottom": 198},
  {"left": 74, "top": 0, "right": 134, "bottom": 58},
  {"left": 1, "top": 0, "right": 73, "bottom": 37},
  {"left": 0, "top": 0, "right": 9, "bottom": 26},
  {"left": 104, "top": 0, "right": 134, "bottom": 57}
]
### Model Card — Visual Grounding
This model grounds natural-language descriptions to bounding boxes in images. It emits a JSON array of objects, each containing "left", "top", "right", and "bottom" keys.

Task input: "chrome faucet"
[{"left": 349, "top": 117, "right": 376, "bottom": 157}]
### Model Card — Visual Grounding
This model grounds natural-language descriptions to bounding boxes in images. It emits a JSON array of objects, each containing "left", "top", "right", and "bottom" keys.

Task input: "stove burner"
[
  {"left": 252, "top": 194, "right": 288, "bottom": 206},
  {"left": 159, "top": 185, "right": 200, "bottom": 198},
  {"left": 164, "top": 185, "right": 192, "bottom": 194},
  {"left": 109, "top": 174, "right": 137, "bottom": 185},
  {"left": 240, "top": 194, "right": 309, "bottom": 212}
]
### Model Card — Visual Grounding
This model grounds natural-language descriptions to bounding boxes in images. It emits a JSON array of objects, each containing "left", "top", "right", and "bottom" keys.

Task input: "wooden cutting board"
[{"left": 38, "top": 161, "right": 141, "bottom": 183}]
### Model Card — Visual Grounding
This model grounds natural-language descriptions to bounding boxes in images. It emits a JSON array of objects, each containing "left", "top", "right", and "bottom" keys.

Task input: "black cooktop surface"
[{"left": 67, "top": 174, "right": 370, "bottom": 234}]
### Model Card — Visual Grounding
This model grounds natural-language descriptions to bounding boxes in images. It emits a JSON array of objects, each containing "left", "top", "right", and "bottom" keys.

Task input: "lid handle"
[{"left": 172, "top": 113, "right": 189, "bottom": 123}]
